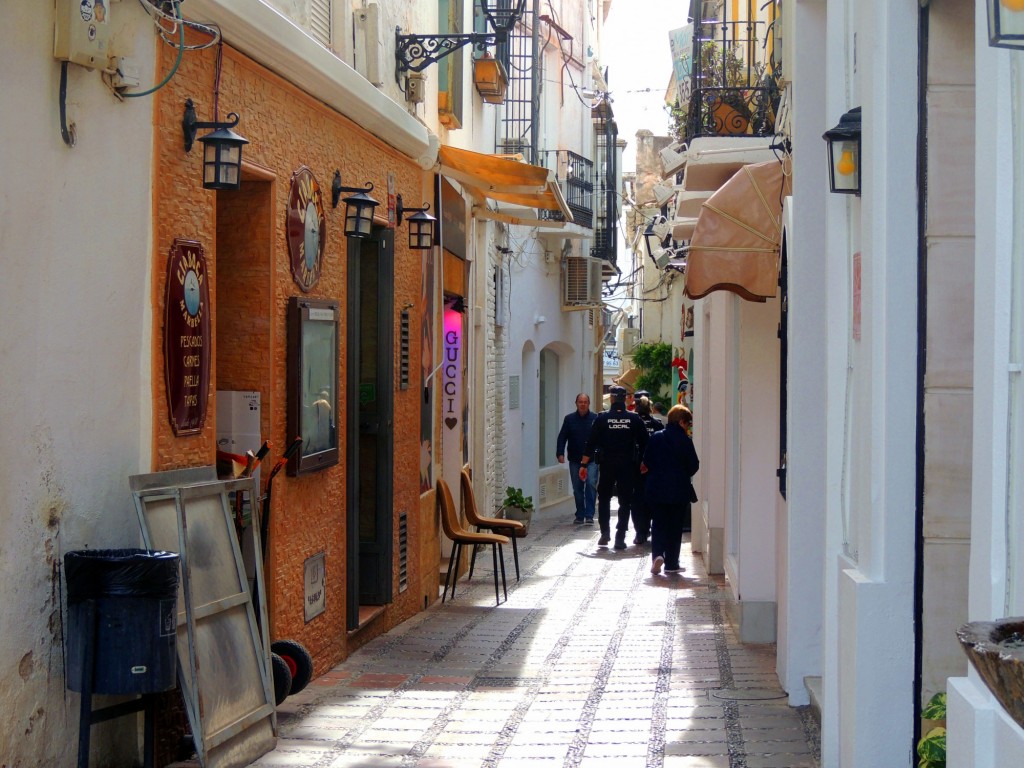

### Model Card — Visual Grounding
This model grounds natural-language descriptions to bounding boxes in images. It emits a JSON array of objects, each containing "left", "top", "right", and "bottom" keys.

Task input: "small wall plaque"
[{"left": 304, "top": 552, "right": 326, "bottom": 622}]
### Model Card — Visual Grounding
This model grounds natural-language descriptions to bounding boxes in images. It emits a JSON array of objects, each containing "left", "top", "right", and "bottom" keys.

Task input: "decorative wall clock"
[{"left": 287, "top": 166, "right": 326, "bottom": 291}]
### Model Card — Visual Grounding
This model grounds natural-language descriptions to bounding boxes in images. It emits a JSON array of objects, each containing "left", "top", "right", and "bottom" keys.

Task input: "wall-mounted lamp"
[
  {"left": 643, "top": 217, "right": 672, "bottom": 262},
  {"left": 396, "top": 194, "right": 437, "bottom": 250},
  {"left": 988, "top": 0, "right": 1024, "bottom": 48},
  {"left": 182, "top": 99, "right": 249, "bottom": 191},
  {"left": 331, "top": 171, "right": 380, "bottom": 238},
  {"left": 395, "top": 0, "right": 526, "bottom": 78},
  {"left": 822, "top": 106, "right": 861, "bottom": 196}
]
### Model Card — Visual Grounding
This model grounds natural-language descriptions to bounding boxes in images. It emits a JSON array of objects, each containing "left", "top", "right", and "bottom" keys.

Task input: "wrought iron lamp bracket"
[
  {"left": 182, "top": 98, "right": 241, "bottom": 153},
  {"left": 395, "top": 28, "right": 503, "bottom": 79}
]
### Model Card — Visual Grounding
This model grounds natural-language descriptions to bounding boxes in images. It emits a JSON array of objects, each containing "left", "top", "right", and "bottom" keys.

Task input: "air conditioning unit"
[
  {"left": 563, "top": 256, "right": 603, "bottom": 310},
  {"left": 659, "top": 141, "right": 688, "bottom": 179},
  {"left": 620, "top": 327, "right": 640, "bottom": 355}
]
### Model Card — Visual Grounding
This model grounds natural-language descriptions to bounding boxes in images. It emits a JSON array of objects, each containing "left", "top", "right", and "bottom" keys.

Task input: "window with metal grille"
[
  {"left": 499, "top": 4, "right": 534, "bottom": 163},
  {"left": 591, "top": 102, "right": 618, "bottom": 267}
]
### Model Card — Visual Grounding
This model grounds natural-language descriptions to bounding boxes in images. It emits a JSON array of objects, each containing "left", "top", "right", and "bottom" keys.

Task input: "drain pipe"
[
  {"left": 912, "top": 0, "right": 930, "bottom": 753},
  {"left": 531, "top": 0, "right": 541, "bottom": 163}
]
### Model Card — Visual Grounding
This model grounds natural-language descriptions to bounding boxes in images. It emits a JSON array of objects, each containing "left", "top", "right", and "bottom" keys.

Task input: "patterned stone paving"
[{"left": 251, "top": 506, "right": 820, "bottom": 768}]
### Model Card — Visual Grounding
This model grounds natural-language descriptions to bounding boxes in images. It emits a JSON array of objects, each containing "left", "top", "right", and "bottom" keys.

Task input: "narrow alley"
[{"left": 251, "top": 509, "right": 820, "bottom": 768}]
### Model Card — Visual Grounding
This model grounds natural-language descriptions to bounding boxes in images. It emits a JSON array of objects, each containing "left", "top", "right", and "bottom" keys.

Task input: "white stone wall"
[
  {"left": 947, "top": 5, "right": 1024, "bottom": 766},
  {"left": 484, "top": 249, "right": 510, "bottom": 511},
  {"left": 0, "top": 3, "right": 157, "bottom": 764}
]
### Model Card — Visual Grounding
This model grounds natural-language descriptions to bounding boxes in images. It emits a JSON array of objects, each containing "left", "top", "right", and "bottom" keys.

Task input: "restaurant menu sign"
[{"left": 164, "top": 239, "right": 211, "bottom": 435}]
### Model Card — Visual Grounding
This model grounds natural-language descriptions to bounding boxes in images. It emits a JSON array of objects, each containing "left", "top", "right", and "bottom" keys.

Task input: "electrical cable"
[
  {"left": 59, "top": 61, "right": 76, "bottom": 147},
  {"left": 123, "top": 0, "right": 184, "bottom": 98},
  {"left": 136, "top": 0, "right": 221, "bottom": 49}
]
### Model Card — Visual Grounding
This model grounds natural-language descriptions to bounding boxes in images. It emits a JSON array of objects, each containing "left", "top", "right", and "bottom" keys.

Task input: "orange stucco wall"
[{"left": 151, "top": 39, "right": 437, "bottom": 674}]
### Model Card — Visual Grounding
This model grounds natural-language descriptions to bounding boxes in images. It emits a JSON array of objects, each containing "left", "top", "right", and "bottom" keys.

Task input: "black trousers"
[
  {"left": 650, "top": 502, "right": 689, "bottom": 569},
  {"left": 597, "top": 462, "right": 635, "bottom": 538},
  {"left": 630, "top": 470, "right": 650, "bottom": 539}
]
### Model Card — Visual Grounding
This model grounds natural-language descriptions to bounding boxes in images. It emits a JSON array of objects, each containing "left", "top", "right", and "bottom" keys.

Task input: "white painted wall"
[
  {"left": 775, "top": 0, "right": 828, "bottom": 708},
  {"left": 735, "top": 298, "right": 780, "bottom": 606},
  {"left": 0, "top": 3, "right": 157, "bottom": 764},
  {"left": 946, "top": 5, "right": 1024, "bottom": 765},
  {"left": 819, "top": 1, "right": 920, "bottom": 764}
]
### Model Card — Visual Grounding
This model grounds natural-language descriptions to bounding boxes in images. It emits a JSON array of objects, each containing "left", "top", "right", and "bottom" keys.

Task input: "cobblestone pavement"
[{"left": 252, "top": 506, "right": 820, "bottom": 768}]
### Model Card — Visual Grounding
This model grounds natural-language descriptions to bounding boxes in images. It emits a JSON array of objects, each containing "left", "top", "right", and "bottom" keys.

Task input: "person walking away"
[
  {"left": 652, "top": 401, "right": 667, "bottom": 424},
  {"left": 556, "top": 393, "right": 599, "bottom": 524},
  {"left": 641, "top": 405, "right": 700, "bottom": 574},
  {"left": 630, "top": 395, "right": 663, "bottom": 545},
  {"left": 579, "top": 385, "right": 649, "bottom": 549}
]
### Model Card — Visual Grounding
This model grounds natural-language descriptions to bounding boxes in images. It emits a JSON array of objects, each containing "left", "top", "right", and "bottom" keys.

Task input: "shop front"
[{"left": 151, "top": 37, "right": 436, "bottom": 683}]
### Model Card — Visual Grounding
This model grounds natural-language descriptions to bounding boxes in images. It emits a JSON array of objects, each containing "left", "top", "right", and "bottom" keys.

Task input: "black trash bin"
[{"left": 65, "top": 548, "right": 179, "bottom": 695}]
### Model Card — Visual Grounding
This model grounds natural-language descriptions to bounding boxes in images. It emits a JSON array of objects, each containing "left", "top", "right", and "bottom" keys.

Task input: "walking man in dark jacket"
[
  {"left": 579, "top": 385, "right": 649, "bottom": 549},
  {"left": 557, "top": 393, "right": 599, "bottom": 524}
]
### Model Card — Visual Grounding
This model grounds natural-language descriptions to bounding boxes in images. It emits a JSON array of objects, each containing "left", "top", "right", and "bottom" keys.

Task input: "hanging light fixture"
[
  {"left": 822, "top": 106, "right": 861, "bottom": 196},
  {"left": 396, "top": 195, "right": 437, "bottom": 250},
  {"left": 988, "top": 0, "right": 1024, "bottom": 49},
  {"left": 182, "top": 99, "right": 248, "bottom": 191},
  {"left": 642, "top": 216, "right": 673, "bottom": 261},
  {"left": 331, "top": 170, "right": 380, "bottom": 238}
]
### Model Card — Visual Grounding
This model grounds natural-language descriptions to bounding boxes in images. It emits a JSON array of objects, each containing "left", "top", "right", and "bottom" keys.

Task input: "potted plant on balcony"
[{"left": 501, "top": 486, "right": 534, "bottom": 536}]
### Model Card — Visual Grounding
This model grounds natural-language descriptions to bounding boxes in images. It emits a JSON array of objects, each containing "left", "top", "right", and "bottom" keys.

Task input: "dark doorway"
[{"left": 346, "top": 228, "right": 395, "bottom": 630}]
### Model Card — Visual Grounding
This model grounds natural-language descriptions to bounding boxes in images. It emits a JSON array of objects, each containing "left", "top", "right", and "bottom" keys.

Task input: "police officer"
[
  {"left": 579, "top": 385, "right": 649, "bottom": 549},
  {"left": 630, "top": 393, "right": 663, "bottom": 544}
]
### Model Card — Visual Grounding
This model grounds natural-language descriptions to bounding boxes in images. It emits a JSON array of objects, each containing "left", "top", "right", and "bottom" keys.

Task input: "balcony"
[
  {"left": 681, "top": 18, "right": 782, "bottom": 144},
  {"left": 539, "top": 150, "right": 594, "bottom": 229}
]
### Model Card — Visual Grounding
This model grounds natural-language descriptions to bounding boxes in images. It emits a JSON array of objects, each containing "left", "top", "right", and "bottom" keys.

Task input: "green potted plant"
[
  {"left": 917, "top": 692, "right": 946, "bottom": 768},
  {"left": 501, "top": 486, "right": 534, "bottom": 536}
]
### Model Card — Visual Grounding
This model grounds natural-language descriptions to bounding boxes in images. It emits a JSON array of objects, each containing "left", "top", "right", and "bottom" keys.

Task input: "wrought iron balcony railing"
[
  {"left": 538, "top": 150, "right": 594, "bottom": 229},
  {"left": 681, "top": 17, "right": 782, "bottom": 144}
]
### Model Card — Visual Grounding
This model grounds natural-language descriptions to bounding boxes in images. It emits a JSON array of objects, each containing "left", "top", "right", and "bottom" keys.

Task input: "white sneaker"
[{"left": 651, "top": 556, "right": 664, "bottom": 575}]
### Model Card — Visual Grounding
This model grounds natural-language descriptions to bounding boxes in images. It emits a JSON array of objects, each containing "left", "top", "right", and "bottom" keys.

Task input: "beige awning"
[
  {"left": 685, "top": 160, "right": 791, "bottom": 302},
  {"left": 437, "top": 146, "right": 574, "bottom": 224},
  {"left": 614, "top": 366, "right": 640, "bottom": 390}
]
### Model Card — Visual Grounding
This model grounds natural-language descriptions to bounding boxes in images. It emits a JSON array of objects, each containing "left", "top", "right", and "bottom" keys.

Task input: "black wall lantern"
[
  {"left": 182, "top": 99, "right": 249, "bottom": 191},
  {"left": 822, "top": 106, "right": 861, "bottom": 196},
  {"left": 331, "top": 170, "right": 380, "bottom": 238},
  {"left": 988, "top": 0, "right": 1024, "bottom": 48},
  {"left": 396, "top": 194, "right": 437, "bottom": 250}
]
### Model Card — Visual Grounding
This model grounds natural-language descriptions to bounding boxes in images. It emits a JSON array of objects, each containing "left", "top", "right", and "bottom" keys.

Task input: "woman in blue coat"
[{"left": 640, "top": 405, "right": 699, "bottom": 574}]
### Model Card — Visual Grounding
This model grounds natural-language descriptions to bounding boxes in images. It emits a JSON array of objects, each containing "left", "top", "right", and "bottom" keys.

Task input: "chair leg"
[
  {"left": 469, "top": 539, "right": 478, "bottom": 580},
  {"left": 442, "top": 542, "right": 458, "bottom": 603},
  {"left": 511, "top": 535, "right": 520, "bottom": 582},
  {"left": 451, "top": 543, "right": 463, "bottom": 599},
  {"left": 491, "top": 543, "right": 500, "bottom": 604},
  {"left": 498, "top": 543, "right": 508, "bottom": 601}
]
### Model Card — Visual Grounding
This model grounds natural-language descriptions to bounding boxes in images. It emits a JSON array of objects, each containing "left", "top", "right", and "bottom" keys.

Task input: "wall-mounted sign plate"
[
  {"left": 164, "top": 239, "right": 211, "bottom": 435},
  {"left": 304, "top": 552, "right": 326, "bottom": 622}
]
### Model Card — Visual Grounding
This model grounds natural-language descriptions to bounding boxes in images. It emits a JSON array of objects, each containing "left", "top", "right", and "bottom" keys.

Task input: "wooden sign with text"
[{"left": 164, "top": 239, "right": 211, "bottom": 435}]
